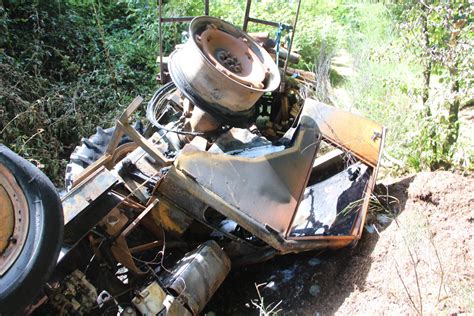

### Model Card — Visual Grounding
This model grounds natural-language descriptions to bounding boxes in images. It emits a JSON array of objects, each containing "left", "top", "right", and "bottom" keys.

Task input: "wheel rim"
[
  {"left": 169, "top": 16, "right": 281, "bottom": 125},
  {"left": 200, "top": 28, "right": 267, "bottom": 89},
  {"left": 0, "top": 164, "right": 29, "bottom": 276}
]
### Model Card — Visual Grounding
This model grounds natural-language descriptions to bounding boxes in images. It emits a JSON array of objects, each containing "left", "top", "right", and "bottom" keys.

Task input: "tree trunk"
[
  {"left": 442, "top": 68, "right": 460, "bottom": 157},
  {"left": 420, "top": 2, "right": 431, "bottom": 116}
]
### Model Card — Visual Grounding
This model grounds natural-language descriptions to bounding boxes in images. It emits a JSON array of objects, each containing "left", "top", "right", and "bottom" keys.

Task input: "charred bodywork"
[{"left": 0, "top": 10, "right": 385, "bottom": 316}]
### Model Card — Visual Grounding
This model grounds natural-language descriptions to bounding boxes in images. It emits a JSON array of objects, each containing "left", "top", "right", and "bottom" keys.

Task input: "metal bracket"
[{"left": 71, "top": 96, "right": 172, "bottom": 189}]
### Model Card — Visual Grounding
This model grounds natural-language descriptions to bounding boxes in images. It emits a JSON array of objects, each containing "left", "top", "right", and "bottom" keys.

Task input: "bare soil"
[{"left": 206, "top": 171, "right": 474, "bottom": 315}]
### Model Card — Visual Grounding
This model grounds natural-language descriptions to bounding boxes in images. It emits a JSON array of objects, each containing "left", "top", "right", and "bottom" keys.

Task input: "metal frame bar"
[
  {"left": 242, "top": 0, "right": 292, "bottom": 32},
  {"left": 242, "top": 0, "right": 301, "bottom": 74},
  {"left": 71, "top": 96, "right": 173, "bottom": 188},
  {"left": 283, "top": 0, "right": 302, "bottom": 75},
  {"left": 158, "top": 0, "right": 210, "bottom": 83}
]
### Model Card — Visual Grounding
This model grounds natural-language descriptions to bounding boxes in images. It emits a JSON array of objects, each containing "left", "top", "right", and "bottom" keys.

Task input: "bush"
[{"left": 0, "top": 0, "right": 159, "bottom": 185}]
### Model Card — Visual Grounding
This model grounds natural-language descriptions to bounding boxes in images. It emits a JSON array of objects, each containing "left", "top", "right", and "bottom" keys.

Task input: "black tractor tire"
[
  {"left": 64, "top": 122, "right": 143, "bottom": 191},
  {"left": 0, "top": 145, "right": 63, "bottom": 315}
]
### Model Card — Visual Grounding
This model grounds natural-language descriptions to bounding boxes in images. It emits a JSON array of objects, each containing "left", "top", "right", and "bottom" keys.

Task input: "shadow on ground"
[{"left": 205, "top": 175, "right": 415, "bottom": 316}]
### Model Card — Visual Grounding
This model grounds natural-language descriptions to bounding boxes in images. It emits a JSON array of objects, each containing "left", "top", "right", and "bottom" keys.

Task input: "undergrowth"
[
  {"left": 0, "top": 1, "right": 159, "bottom": 185},
  {"left": 1, "top": 1, "right": 472, "bottom": 186}
]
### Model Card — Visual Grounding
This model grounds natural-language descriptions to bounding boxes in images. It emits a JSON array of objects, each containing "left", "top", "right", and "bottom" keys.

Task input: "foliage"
[
  {"left": 0, "top": 0, "right": 340, "bottom": 185},
  {"left": 306, "top": 1, "right": 472, "bottom": 173},
  {"left": 0, "top": 0, "right": 160, "bottom": 185},
  {"left": 0, "top": 0, "right": 472, "bottom": 187},
  {"left": 399, "top": 0, "right": 473, "bottom": 170},
  {"left": 309, "top": 3, "right": 424, "bottom": 174},
  {"left": 407, "top": 114, "right": 460, "bottom": 171}
]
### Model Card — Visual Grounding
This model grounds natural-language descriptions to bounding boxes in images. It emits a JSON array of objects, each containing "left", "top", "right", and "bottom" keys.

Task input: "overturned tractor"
[{"left": 0, "top": 12, "right": 385, "bottom": 316}]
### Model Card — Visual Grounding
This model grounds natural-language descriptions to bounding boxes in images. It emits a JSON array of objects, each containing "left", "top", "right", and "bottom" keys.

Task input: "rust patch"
[
  {"left": 200, "top": 28, "right": 266, "bottom": 89},
  {"left": 0, "top": 185, "right": 14, "bottom": 253},
  {"left": 0, "top": 164, "right": 29, "bottom": 276},
  {"left": 304, "top": 99, "right": 385, "bottom": 167}
]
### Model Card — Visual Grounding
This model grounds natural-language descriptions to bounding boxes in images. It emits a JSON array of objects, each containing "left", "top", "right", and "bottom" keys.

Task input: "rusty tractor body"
[{"left": 0, "top": 8, "right": 385, "bottom": 316}]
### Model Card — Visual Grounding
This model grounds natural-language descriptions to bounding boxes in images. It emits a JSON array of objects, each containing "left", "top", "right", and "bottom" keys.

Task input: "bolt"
[
  {"left": 371, "top": 131, "right": 382, "bottom": 142},
  {"left": 9, "top": 237, "right": 17, "bottom": 244},
  {"left": 107, "top": 215, "right": 119, "bottom": 226}
]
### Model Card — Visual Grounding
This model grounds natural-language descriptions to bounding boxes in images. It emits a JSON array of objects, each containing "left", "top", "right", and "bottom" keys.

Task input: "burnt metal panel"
[
  {"left": 157, "top": 98, "right": 386, "bottom": 253},
  {"left": 290, "top": 162, "right": 370, "bottom": 237},
  {"left": 61, "top": 167, "right": 119, "bottom": 247},
  {"left": 159, "top": 167, "right": 358, "bottom": 252},
  {"left": 158, "top": 172, "right": 209, "bottom": 222},
  {"left": 304, "top": 98, "right": 384, "bottom": 167},
  {"left": 174, "top": 101, "right": 321, "bottom": 236},
  {"left": 158, "top": 169, "right": 285, "bottom": 250},
  {"left": 62, "top": 167, "right": 117, "bottom": 224}
]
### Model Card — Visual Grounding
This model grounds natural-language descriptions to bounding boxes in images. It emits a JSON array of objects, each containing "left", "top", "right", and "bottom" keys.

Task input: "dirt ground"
[{"left": 205, "top": 171, "right": 473, "bottom": 315}]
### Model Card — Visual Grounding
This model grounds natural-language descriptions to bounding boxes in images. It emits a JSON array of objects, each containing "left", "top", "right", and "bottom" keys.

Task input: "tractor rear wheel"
[{"left": 64, "top": 122, "right": 143, "bottom": 191}]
